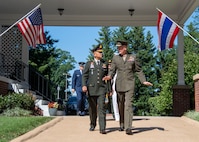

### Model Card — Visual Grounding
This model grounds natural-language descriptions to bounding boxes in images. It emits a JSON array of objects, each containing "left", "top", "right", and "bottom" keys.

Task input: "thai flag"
[{"left": 157, "top": 10, "right": 180, "bottom": 51}]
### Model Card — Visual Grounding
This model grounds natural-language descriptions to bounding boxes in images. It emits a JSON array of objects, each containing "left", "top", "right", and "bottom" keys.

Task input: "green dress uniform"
[
  {"left": 108, "top": 53, "right": 146, "bottom": 130},
  {"left": 82, "top": 59, "right": 109, "bottom": 132}
]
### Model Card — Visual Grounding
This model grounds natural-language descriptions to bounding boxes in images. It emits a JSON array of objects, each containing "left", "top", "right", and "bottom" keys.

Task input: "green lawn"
[
  {"left": 184, "top": 110, "right": 199, "bottom": 121},
  {"left": 0, "top": 111, "right": 198, "bottom": 142},
  {"left": 0, "top": 116, "right": 54, "bottom": 142}
]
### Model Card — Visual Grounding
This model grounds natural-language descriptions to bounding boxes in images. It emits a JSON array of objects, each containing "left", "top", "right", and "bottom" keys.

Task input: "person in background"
[
  {"left": 82, "top": 44, "right": 110, "bottom": 134},
  {"left": 111, "top": 71, "right": 120, "bottom": 121},
  {"left": 104, "top": 60, "right": 113, "bottom": 114},
  {"left": 103, "top": 40, "right": 153, "bottom": 135},
  {"left": 71, "top": 62, "right": 87, "bottom": 116}
]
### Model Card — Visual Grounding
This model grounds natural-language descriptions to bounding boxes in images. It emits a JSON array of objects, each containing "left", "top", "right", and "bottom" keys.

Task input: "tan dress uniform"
[{"left": 108, "top": 53, "right": 146, "bottom": 130}]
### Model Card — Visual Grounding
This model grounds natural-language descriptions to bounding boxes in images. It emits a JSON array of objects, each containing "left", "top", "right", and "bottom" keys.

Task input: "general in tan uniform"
[{"left": 103, "top": 40, "right": 153, "bottom": 135}]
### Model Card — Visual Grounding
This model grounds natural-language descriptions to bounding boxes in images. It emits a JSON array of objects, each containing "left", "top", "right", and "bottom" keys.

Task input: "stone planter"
[
  {"left": 56, "top": 110, "right": 66, "bottom": 116},
  {"left": 49, "top": 108, "right": 57, "bottom": 116}
]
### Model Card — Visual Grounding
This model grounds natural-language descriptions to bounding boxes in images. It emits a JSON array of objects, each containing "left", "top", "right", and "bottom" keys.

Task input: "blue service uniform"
[{"left": 72, "top": 69, "right": 86, "bottom": 115}]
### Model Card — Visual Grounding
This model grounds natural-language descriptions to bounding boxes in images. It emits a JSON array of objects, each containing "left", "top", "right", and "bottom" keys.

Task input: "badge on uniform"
[
  {"left": 90, "top": 62, "right": 94, "bottom": 74},
  {"left": 102, "top": 63, "right": 107, "bottom": 69},
  {"left": 127, "top": 56, "right": 134, "bottom": 62}
]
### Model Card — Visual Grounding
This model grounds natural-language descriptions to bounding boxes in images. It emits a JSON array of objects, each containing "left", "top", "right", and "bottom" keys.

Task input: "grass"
[
  {"left": 184, "top": 110, "right": 199, "bottom": 121},
  {"left": 0, "top": 111, "right": 198, "bottom": 142},
  {"left": 0, "top": 116, "right": 54, "bottom": 142}
]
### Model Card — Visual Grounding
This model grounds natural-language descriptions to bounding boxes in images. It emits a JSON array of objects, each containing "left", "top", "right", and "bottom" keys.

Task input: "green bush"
[
  {"left": 0, "top": 93, "right": 35, "bottom": 114},
  {"left": 184, "top": 110, "right": 199, "bottom": 121},
  {"left": 1, "top": 107, "right": 32, "bottom": 116}
]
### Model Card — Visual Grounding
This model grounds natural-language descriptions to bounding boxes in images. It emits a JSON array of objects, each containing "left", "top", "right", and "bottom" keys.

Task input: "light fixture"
[
  {"left": 128, "top": 9, "right": 135, "bottom": 16},
  {"left": 58, "top": 8, "right": 64, "bottom": 16}
]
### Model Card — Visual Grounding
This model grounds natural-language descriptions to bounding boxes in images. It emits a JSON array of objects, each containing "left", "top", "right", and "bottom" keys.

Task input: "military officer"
[
  {"left": 82, "top": 44, "right": 109, "bottom": 134},
  {"left": 71, "top": 62, "right": 86, "bottom": 116},
  {"left": 103, "top": 40, "right": 153, "bottom": 135}
]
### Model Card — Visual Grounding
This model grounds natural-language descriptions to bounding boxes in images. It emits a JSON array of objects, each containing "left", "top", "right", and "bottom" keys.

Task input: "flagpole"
[
  {"left": 0, "top": 3, "right": 41, "bottom": 37},
  {"left": 157, "top": 8, "right": 199, "bottom": 45}
]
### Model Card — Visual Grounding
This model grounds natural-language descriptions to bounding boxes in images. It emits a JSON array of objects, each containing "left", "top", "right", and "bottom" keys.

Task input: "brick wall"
[
  {"left": 0, "top": 81, "right": 8, "bottom": 95},
  {"left": 172, "top": 85, "right": 190, "bottom": 116},
  {"left": 193, "top": 74, "right": 199, "bottom": 112}
]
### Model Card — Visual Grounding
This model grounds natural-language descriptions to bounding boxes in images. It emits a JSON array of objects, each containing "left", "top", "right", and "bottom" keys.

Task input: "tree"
[
  {"left": 29, "top": 31, "right": 76, "bottom": 99},
  {"left": 49, "top": 48, "right": 76, "bottom": 99},
  {"left": 29, "top": 31, "right": 58, "bottom": 79},
  {"left": 97, "top": 26, "right": 114, "bottom": 61},
  {"left": 184, "top": 22, "right": 199, "bottom": 109},
  {"left": 87, "top": 26, "right": 114, "bottom": 62},
  {"left": 148, "top": 53, "right": 177, "bottom": 115},
  {"left": 112, "top": 27, "right": 130, "bottom": 52},
  {"left": 127, "top": 27, "right": 158, "bottom": 115},
  {"left": 148, "top": 19, "right": 199, "bottom": 115}
]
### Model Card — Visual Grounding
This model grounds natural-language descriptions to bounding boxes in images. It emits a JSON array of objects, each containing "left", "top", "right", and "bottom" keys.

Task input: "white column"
[{"left": 177, "top": 25, "right": 185, "bottom": 85}]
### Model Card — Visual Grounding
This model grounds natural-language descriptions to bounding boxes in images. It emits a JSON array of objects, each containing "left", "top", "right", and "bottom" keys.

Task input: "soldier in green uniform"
[
  {"left": 103, "top": 40, "right": 153, "bottom": 135},
  {"left": 82, "top": 44, "right": 110, "bottom": 134}
]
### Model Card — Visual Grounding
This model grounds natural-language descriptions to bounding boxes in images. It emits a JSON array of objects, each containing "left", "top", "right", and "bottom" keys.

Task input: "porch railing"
[{"left": 0, "top": 52, "right": 55, "bottom": 101}]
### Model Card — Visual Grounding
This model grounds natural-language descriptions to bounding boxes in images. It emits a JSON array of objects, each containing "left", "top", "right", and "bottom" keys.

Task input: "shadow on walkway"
[{"left": 11, "top": 115, "right": 199, "bottom": 142}]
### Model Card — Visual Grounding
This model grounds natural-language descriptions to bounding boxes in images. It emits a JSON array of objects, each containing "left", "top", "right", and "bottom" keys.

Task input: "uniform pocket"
[{"left": 89, "top": 84, "right": 94, "bottom": 87}]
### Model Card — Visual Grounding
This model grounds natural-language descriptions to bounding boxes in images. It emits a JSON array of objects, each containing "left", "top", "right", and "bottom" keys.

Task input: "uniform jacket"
[
  {"left": 72, "top": 70, "right": 83, "bottom": 91},
  {"left": 108, "top": 54, "right": 146, "bottom": 92},
  {"left": 82, "top": 60, "right": 110, "bottom": 96}
]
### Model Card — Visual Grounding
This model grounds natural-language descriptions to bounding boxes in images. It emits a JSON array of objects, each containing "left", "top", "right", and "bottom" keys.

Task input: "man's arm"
[{"left": 82, "top": 62, "right": 90, "bottom": 92}]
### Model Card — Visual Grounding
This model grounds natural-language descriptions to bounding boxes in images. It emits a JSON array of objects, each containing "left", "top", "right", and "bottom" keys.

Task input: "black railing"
[
  {"left": 0, "top": 52, "right": 55, "bottom": 101},
  {"left": 29, "top": 66, "right": 56, "bottom": 101}
]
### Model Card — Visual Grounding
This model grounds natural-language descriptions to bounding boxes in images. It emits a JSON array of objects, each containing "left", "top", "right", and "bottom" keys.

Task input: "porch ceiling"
[{"left": 0, "top": 0, "right": 198, "bottom": 26}]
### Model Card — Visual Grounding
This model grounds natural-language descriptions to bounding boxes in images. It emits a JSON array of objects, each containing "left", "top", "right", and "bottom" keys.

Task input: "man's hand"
[
  {"left": 71, "top": 89, "right": 75, "bottom": 93},
  {"left": 82, "top": 86, "right": 87, "bottom": 92},
  {"left": 102, "top": 76, "right": 111, "bottom": 81},
  {"left": 109, "top": 92, "right": 113, "bottom": 96},
  {"left": 143, "top": 81, "right": 153, "bottom": 86}
]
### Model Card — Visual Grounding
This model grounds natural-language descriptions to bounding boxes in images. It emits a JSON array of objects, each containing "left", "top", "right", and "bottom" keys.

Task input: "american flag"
[
  {"left": 17, "top": 8, "right": 46, "bottom": 48},
  {"left": 157, "top": 10, "right": 180, "bottom": 51}
]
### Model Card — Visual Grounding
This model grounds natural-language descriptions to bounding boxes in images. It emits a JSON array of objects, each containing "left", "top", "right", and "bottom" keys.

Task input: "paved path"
[{"left": 11, "top": 115, "right": 199, "bottom": 142}]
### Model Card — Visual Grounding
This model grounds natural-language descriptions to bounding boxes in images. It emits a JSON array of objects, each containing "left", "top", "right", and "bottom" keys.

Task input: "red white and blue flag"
[
  {"left": 157, "top": 10, "right": 180, "bottom": 51},
  {"left": 17, "top": 8, "right": 46, "bottom": 48}
]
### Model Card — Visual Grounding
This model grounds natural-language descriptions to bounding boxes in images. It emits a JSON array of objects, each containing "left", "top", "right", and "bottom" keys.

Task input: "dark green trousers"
[{"left": 88, "top": 95, "right": 106, "bottom": 131}]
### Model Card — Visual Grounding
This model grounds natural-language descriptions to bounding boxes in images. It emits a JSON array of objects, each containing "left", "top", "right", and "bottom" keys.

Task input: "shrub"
[
  {"left": 0, "top": 93, "right": 35, "bottom": 115},
  {"left": 1, "top": 107, "right": 32, "bottom": 116},
  {"left": 184, "top": 110, "right": 199, "bottom": 121}
]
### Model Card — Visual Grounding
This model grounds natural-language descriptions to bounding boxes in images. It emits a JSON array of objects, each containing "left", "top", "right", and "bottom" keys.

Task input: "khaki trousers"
[{"left": 117, "top": 89, "right": 134, "bottom": 129}]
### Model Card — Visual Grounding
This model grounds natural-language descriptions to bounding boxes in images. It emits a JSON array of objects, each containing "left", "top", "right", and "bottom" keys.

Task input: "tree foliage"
[
  {"left": 93, "top": 26, "right": 158, "bottom": 115},
  {"left": 149, "top": 16, "right": 199, "bottom": 115},
  {"left": 29, "top": 31, "right": 76, "bottom": 99},
  {"left": 93, "top": 18, "right": 199, "bottom": 116}
]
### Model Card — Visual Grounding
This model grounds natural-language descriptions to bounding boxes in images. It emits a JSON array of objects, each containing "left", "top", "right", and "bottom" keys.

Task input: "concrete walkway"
[{"left": 11, "top": 115, "right": 199, "bottom": 142}]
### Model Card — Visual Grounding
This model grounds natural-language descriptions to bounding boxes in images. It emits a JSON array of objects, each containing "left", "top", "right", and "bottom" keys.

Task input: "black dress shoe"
[
  {"left": 100, "top": 130, "right": 107, "bottom": 134},
  {"left": 118, "top": 127, "right": 124, "bottom": 131},
  {"left": 126, "top": 128, "right": 133, "bottom": 135},
  {"left": 89, "top": 126, "right": 95, "bottom": 131}
]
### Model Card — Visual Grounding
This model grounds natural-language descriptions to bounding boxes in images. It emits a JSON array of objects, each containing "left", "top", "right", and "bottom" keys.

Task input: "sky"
[
  {"left": 44, "top": 26, "right": 158, "bottom": 71},
  {"left": 43, "top": 11, "right": 195, "bottom": 90}
]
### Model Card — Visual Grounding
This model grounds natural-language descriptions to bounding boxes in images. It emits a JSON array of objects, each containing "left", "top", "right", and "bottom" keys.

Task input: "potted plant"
[
  {"left": 48, "top": 102, "right": 58, "bottom": 116},
  {"left": 56, "top": 99, "right": 66, "bottom": 116}
]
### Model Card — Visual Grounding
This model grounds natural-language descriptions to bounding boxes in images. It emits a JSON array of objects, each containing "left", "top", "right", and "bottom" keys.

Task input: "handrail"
[{"left": 0, "top": 52, "right": 55, "bottom": 102}]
